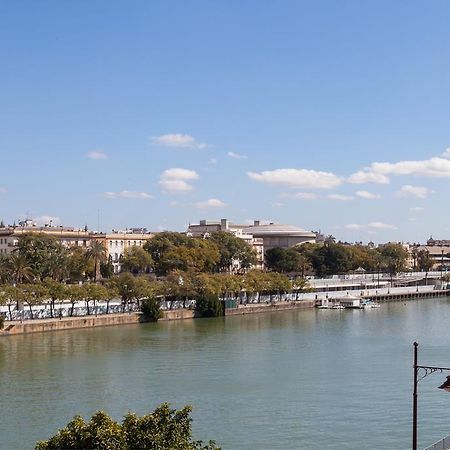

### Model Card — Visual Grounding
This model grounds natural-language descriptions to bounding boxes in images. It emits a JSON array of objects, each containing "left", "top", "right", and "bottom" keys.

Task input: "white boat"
[
  {"left": 361, "top": 300, "right": 380, "bottom": 309},
  {"left": 330, "top": 304, "right": 345, "bottom": 309}
]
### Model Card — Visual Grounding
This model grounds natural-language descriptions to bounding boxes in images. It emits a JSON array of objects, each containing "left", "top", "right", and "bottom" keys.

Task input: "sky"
[{"left": 1, "top": 1, "right": 450, "bottom": 243}]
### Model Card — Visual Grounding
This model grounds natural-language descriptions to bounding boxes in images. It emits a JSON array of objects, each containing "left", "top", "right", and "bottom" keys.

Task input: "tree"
[
  {"left": 265, "top": 247, "right": 305, "bottom": 273},
  {"left": 7, "top": 254, "right": 34, "bottom": 284},
  {"left": 121, "top": 246, "right": 153, "bottom": 274},
  {"left": 196, "top": 293, "right": 223, "bottom": 317},
  {"left": 86, "top": 240, "right": 107, "bottom": 282},
  {"left": 84, "top": 283, "right": 108, "bottom": 315},
  {"left": 66, "top": 285, "right": 87, "bottom": 317},
  {"left": 43, "top": 278, "right": 67, "bottom": 318},
  {"left": 35, "top": 404, "right": 220, "bottom": 450},
  {"left": 378, "top": 243, "right": 408, "bottom": 277},
  {"left": 21, "top": 284, "right": 49, "bottom": 319},
  {"left": 67, "top": 246, "right": 91, "bottom": 282},
  {"left": 417, "top": 249, "right": 434, "bottom": 272},
  {"left": 15, "top": 234, "right": 67, "bottom": 281},
  {"left": 140, "top": 297, "right": 162, "bottom": 321},
  {"left": 209, "top": 231, "right": 256, "bottom": 272}
]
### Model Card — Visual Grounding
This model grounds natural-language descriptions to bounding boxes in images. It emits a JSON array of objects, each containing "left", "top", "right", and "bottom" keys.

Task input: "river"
[{"left": 1, "top": 298, "right": 450, "bottom": 449}]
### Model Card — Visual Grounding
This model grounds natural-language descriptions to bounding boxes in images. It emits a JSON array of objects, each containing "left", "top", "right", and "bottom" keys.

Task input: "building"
[
  {"left": 101, "top": 230, "right": 155, "bottom": 274},
  {"left": 187, "top": 219, "right": 264, "bottom": 270},
  {"left": 242, "top": 220, "right": 317, "bottom": 252},
  {"left": 0, "top": 221, "right": 155, "bottom": 274},
  {"left": 0, "top": 222, "right": 92, "bottom": 255},
  {"left": 414, "top": 237, "right": 450, "bottom": 271}
]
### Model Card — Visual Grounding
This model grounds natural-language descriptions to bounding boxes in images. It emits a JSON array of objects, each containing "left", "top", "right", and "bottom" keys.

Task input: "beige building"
[
  {"left": 187, "top": 219, "right": 264, "bottom": 270},
  {"left": 242, "top": 220, "right": 317, "bottom": 252},
  {"left": 101, "top": 230, "right": 154, "bottom": 273},
  {"left": 0, "top": 221, "right": 155, "bottom": 274}
]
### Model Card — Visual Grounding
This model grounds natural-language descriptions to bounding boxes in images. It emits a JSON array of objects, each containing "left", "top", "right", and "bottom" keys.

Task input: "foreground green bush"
[
  {"left": 140, "top": 297, "right": 163, "bottom": 322},
  {"left": 196, "top": 294, "right": 223, "bottom": 317},
  {"left": 35, "top": 403, "right": 220, "bottom": 450}
]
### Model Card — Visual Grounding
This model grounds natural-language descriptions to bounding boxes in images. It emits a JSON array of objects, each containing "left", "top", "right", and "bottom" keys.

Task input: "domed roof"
[{"left": 243, "top": 222, "right": 316, "bottom": 237}]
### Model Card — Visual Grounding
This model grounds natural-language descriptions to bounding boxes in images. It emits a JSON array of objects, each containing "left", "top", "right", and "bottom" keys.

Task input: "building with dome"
[{"left": 241, "top": 220, "right": 317, "bottom": 252}]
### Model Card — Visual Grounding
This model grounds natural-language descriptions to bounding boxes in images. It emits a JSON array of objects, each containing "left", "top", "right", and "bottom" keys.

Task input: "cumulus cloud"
[
  {"left": 159, "top": 168, "right": 199, "bottom": 193},
  {"left": 248, "top": 168, "right": 342, "bottom": 189},
  {"left": 151, "top": 134, "right": 206, "bottom": 149},
  {"left": 356, "top": 190, "right": 382, "bottom": 200},
  {"left": 345, "top": 224, "right": 365, "bottom": 230},
  {"left": 327, "top": 194, "right": 354, "bottom": 201},
  {"left": 442, "top": 148, "right": 450, "bottom": 158},
  {"left": 101, "top": 191, "right": 152, "bottom": 200},
  {"left": 369, "top": 157, "right": 450, "bottom": 178},
  {"left": 194, "top": 198, "right": 226, "bottom": 209},
  {"left": 161, "top": 168, "right": 199, "bottom": 180},
  {"left": 33, "top": 215, "right": 61, "bottom": 226},
  {"left": 347, "top": 170, "right": 390, "bottom": 184},
  {"left": 410, "top": 206, "right": 425, "bottom": 211},
  {"left": 228, "top": 151, "right": 248, "bottom": 160},
  {"left": 368, "top": 221, "right": 397, "bottom": 230},
  {"left": 396, "top": 185, "right": 432, "bottom": 199},
  {"left": 344, "top": 222, "right": 397, "bottom": 231},
  {"left": 86, "top": 150, "right": 108, "bottom": 160}
]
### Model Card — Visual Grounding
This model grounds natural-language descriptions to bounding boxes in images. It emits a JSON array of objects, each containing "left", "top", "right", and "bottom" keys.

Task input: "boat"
[
  {"left": 330, "top": 304, "right": 345, "bottom": 310},
  {"left": 361, "top": 300, "right": 381, "bottom": 309}
]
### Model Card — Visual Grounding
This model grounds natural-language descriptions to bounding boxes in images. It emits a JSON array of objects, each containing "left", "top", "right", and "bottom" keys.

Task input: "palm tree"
[
  {"left": 7, "top": 254, "right": 34, "bottom": 284},
  {"left": 86, "top": 240, "right": 107, "bottom": 282}
]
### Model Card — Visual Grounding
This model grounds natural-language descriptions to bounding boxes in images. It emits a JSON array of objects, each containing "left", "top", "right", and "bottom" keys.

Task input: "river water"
[{"left": 2, "top": 298, "right": 450, "bottom": 449}]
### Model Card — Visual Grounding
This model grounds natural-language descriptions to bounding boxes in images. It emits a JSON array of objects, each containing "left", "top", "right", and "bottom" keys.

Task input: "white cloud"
[
  {"left": 151, "top": 133, "right": 206, "bottom": 149},
  {"left": 33, "top": 215, "right": 61, "bottom": 226},
  {"left": 345, "top": 224, "right": 365, "bottom": 230},
  {"left": 228, "top": 151, "right": 248, "bottom": 160},
  {"left": 86, "top": 150, "right": 108, "bottom": 160},
  {"left": 356, "top": 190, "right": 381, "bottom": 200},
  {"left": 159, "top": 168, "right": 199, "bottom": 193},
  {"left": 248, "top": 168, "right": 342, "bottom": 189},
  {"left": 161, "top": 168, "right": 199, "bottom": 180},
  {"left": 347, "top": 170, "right": 390, "bottom": 184},
  {"left": 328, "top": 194, "right": 354, "bottom": 201},
  {"left": 159, "top": 179, "right": 194, "bottom": 193},
  {"left": 396, "top": 185, "right": 432, "bottom": 199},
  {"left": 441, "top": 148, "right": 450, "bottom": 158},
  {"left": 208, "top": 158, "right": 218, "bottom": 165},
  {"left": 368, "top": 221, "right": 397, "bottom": 230},
  {"left": 369, "top": 157, "right": 450, "bottom": 178},
  {"left": 410, "top": 206, "right": 424, "bottom": 212},
  {"left": 194, "top": 198, "right": 226, "bottom": 209},
  {"left": 271, "top": 202, "right": 285, "bottom": 207},
  {"left": 101, "top": 191, "right": 152, "bottom": 200}
]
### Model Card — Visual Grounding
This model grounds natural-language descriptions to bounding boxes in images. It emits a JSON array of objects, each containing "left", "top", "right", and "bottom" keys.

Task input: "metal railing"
[{"left": 424, "top": 434, "right": 450, "bottom": 450}]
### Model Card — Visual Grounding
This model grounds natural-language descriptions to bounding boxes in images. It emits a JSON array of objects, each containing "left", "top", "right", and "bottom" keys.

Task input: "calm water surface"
[{"left": 2, "top": 298, "right": 450, "bottom": 449}]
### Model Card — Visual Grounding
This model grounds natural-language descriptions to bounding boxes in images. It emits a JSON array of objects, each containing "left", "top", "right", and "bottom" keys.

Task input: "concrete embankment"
[
  {"left": 0, "top": 301, "right": 316, "bottom": 336},
  {"left": 225, "top": 300, "right": 315, "bottom": 316},
  {"left": 364, "top": 289, "right": 450, "bottom": 302}
]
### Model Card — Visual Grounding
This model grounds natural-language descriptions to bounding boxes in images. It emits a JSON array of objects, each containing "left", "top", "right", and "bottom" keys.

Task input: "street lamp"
[{"left": 412, "top": 342, "right": 450, "bottom": 450}]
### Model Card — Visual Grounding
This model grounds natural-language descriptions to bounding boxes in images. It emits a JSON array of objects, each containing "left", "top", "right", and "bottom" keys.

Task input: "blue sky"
[{"left": 1, "top": 1, "right": 450, "bottom": 243}]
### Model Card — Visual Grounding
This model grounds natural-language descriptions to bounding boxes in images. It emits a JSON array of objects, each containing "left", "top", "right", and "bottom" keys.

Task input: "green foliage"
[
  {"left": 209, "top": 231, "right": 257, "bottom": 272},
  {"left": 143, "top": 232, "right": 220, "bottom": 275},
  {"left": 265, "top": 247, "right": 305, "bottom": 273},
  {"left": 140, "top": 297, "right": 162, "bottom": 322},
  {"left": 196, "top": 293, "right": 223, "bottom": 317},
  {"left": 377, "top": 242, "right": 408, "bottom": 275},
  {"left": 417, "top": 249, "right": 434, "bottom": 272},
  {"left": 121, "top": 246, "right": 153, "bottom": 274},
  {"left": 35, "top": 404, "right": 220, "bottom": 450}
]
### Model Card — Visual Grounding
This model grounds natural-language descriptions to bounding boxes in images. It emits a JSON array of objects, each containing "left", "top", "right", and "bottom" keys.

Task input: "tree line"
[{"left": 264, "top": 241, "right": 428, "bottom": 277}]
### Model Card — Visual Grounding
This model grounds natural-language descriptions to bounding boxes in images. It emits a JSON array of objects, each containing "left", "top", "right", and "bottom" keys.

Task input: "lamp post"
[
  {"left": 441, "top": 250, "right": 444, "bottom": 288},
  {"left": 412, "top": 342, "right": 450, "bottom": 450}
]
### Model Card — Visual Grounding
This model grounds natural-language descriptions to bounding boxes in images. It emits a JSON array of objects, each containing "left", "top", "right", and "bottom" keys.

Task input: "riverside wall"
[{"left": 225, "top": 300, "right": 315, "bottom": 316}]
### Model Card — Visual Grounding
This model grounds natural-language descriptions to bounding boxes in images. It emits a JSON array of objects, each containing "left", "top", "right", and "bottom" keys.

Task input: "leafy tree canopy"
[{"left": 35, "top": 403, "right": 220, "bottom": 450}]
